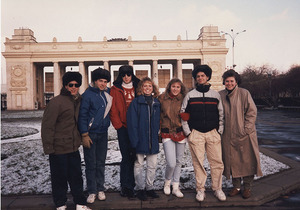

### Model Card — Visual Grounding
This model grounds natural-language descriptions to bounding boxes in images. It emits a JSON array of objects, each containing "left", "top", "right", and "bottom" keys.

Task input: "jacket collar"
[{"left": 163, "top": 92, "right": 183, "bottom": 101}]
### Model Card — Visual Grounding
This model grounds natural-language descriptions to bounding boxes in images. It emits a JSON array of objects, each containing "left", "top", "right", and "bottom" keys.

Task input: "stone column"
[
  {"left": 53, "top": 62, "right": 61, "bottom": 96},
  {"left": 128, "top": 60, "right": 134, "bottom": 66},
  {"left": 103, "top": 61, "right": 109, "bottom": 70},
  {"left": 79, "top": 61, "right": 87, "bottom": 94},
  {"left": 152, "top": 60, "right": 158, "bottom": 86},
  {"left": 177, "top": 59, "right": 183, "bottom": 81},
  {"left": 36, "top": 65, "right": 45, "bottom": 108}
]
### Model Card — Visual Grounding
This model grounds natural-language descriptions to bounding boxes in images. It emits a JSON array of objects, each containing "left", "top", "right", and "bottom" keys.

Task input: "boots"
[
  {"left": 163, "top": 179, "right": 171, "bottom": 195},
  {"left": 172, "top": 182, "right": 184, "bottom": 198}
]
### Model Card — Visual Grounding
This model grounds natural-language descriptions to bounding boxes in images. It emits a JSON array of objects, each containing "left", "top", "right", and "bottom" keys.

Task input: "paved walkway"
[{"left": 2, "top": 147, "right": 300, "bottom": 210}]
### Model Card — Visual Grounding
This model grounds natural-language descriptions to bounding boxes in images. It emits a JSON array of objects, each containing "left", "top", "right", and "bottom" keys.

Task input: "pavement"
[{"left": 2, "top": 147, "right": 300, "bottom": 210}]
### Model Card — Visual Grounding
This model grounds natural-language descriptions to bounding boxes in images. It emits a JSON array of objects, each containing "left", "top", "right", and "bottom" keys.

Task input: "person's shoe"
[
  {"left": 120, "top": 187, "right": 128, "bottom": 197},
  {"left": 76, "top": 204, "right": 91, "bottom": 210},
  {"left": 146, "top": 190, "right": 160, "bottom": 198},
  {"left": 242, "top": 189, "right": 251, "bottom": 199},
  {"left": 163, "top": 179, "right": 171, "bottom": 195},
  {"left": 214, "top": 189, "right": 226, "bottom": 201},
  {"left": 172, "top": 182, "right": 184, "bottom": 198},
  {"left": 86, "top": 194, "right": 96, "bottom": 203},
  {"left": 98, "top": 191, "right": 106, "bottom": 201},
  {"left": 196, "top": 190, "right": 205, "bottom": 202},
  {"left": 57, "top": 205, "right": 67, "bottom": 210},
  {"left": 127, "top": 189, "right": 136, "bottom": 199},
  {"left": 136, "top": 190, "right": 147, "bottom": 201},
  {"left": 228, "top": 188, "right": 241, "bottom": 197}
]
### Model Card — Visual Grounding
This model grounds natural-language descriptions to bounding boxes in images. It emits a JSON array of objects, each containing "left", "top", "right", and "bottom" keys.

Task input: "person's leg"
[
  {"left": 188, "top": 130, "right": 207, "bottom": 192},
  {"left": 173, "top": 142, "right": 186, "bottom": 183},
  {"left": 117, "top": 127, "right": 135, "bottom": 191},
  {"left": 232, "top": 177, "right": 242, "bottom": 189},
  {"left": 163, "top": 140, "right": 176, "bottom": 181},
  {"left": 83, "top": 133, "right": 97, "bottom": 194},
  {"left": 145, "top": 154, "right": 158, "bottom": 190},
  {"left": 243, "top": 175, "right": 254, "bottom": 190},
  {"left": 205, "top": 129, "right": 224, "bottom": 191},
  {"left": 67, "top": 151, "right": 87, "bottom": 205},
  {"left": 134, "top": 154, "right": 145, "bottom": 190},
  {"left": 96, "top": 132, "right": 108, "bottom": 192},
  {"left": 49, "top": 153, "right": 68, "bottom": 208}
]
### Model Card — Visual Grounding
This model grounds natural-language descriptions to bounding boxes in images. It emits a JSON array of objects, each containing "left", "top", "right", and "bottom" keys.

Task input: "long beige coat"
[{"left": 219, "top": 87, "right": 262, "bottom": 179}]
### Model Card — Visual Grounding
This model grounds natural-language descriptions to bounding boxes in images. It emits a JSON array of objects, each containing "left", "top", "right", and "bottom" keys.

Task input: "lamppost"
[{"left": 221, "top": 29, "right": 246, "bottom": 69}]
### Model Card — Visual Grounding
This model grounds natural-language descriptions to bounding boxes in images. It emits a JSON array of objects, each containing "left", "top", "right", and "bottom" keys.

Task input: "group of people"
[{"left": 41, "top": 64, "right": 262, "bottom": 210}]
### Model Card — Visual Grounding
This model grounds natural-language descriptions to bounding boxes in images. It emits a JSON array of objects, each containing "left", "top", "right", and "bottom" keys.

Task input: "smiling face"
[
  {"left": 65, "top": 81, "right": 80, "bottom": 96},
  {"left": 196, "top": 71, "right": 209, "bottom": 85},
  {"left": 142, "top": 81, "right": 153, "bottom": 96},
  {"left": 170, "top": 82, "right": 181, "bottom": 96},
  {"left": 94, "top": 78, "right": 108, "bottom": 91},
  {"left": 224, "top": 76, "right": 237, "bottom": 90}
]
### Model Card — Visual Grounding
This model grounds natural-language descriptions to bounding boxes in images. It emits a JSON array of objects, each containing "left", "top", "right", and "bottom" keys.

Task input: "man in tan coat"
[{"left": 219, "top": 69, "right": 262, "bottom": 199}]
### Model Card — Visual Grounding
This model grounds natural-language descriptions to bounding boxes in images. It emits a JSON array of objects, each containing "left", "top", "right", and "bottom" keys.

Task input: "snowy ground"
[{"left": 1, "top": 111, "right": 290, "bottom": 195}]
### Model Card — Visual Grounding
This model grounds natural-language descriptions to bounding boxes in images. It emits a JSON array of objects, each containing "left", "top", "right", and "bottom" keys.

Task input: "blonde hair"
[{"left": 136, "top": 77, "right": 160, "bottom": 98}]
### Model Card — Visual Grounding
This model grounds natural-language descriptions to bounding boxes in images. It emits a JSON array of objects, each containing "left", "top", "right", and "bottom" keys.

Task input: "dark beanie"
[
  {"left": 62, "top": 72, "right": 82, "bottom": 86},
  {"left": 92, "top": 67, "right": 111, "bottom": 82},
  {"left": 119, "top": 65, "right": 133, "bottom": 76},
  {"left": 192, "top": 65, "right": 212, "bottom": 81}
]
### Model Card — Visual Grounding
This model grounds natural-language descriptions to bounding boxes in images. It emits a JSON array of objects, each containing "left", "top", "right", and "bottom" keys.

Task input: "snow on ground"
[{"left": 1, "top": 111, "right": 290, "bottom": 195}]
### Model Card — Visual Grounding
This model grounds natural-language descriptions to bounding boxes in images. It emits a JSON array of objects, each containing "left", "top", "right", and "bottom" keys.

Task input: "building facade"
[{"left": 2, "top": 26, "right": 228, "bottom": 110}]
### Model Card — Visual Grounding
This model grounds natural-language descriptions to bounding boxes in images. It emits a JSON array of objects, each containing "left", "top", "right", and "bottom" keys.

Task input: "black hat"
[
  {"left": 192, "top": 65, "right": 212, "bottom": 81},
  {"left": 119, "top": 65, "right": 133, "bottom": 77},
  {"left": 62, "top": 72, "right": 82, "bottom": 86},
  {"left": 92, "top": 68, "right": 111, "bottom": 82}
]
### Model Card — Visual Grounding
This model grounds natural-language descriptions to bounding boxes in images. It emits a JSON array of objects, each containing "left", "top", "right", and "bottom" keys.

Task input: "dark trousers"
[
  {"left": 49, "top": 151, "right": 86, "bottom": 207},
  {"left": 117, "top": 126, "right": 135, "bottom": 190},
  {"left": 232, "top": 175, "right": 254, "bottom": 190}
]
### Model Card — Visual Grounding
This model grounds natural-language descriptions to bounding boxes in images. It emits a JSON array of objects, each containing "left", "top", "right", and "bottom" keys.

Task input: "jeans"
[
  {"left": 134, "top": 153, "right": 158, "bottom": 191},
  {"left": 117, "top": 126, "right": 135, "bottom": 190},
  {"left": 188, "top": 129, "right": 224, "bottom": 191},
  {"left": 83, "top": 132, "right": 108, "bottom": 194},
  {"left": 49, "top": 151, "right": 86, "bottom": 207},
  {"left": 163, "top": 140, "right": 186, "bottom": 183}
]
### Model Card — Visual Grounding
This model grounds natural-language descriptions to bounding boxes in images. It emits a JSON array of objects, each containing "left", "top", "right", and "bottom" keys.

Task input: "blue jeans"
[
  {"left": 83, "top": 132, "right": 108, "bottom": 194},
  {"left": 117, "top": 126, "right": 135, "bottom": 190},
  {"left": 49, "top": 151, "right": 86, "bottom": 207}
]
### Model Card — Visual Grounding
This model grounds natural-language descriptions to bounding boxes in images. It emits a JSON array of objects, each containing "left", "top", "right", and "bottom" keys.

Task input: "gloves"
[{"left": 82, "top": 132, "right": 93, "bottom": 148}]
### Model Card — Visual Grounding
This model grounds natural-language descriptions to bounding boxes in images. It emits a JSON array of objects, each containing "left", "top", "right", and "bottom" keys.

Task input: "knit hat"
[
  {"left": 192, "top": 65, "right": 212, "bottom": 81},
  {"left": 91, "top": 67, "right": 111, "bottom": 82},
  {"left": 62, "top": 72, "right": 82, "bottom": 86},
  {"left": 119, "top": 65, "right": 134, "bottom": 77}
]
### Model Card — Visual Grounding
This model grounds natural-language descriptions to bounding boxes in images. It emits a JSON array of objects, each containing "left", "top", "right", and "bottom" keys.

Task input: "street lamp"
[{"left": 221, "top": 29, "right": 246, "bottom": 69}]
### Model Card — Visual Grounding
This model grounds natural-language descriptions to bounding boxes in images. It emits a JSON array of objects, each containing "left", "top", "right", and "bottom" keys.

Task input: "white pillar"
[
  {"left": 177, "top": 59, "right": 183, "bottom": 81},
  {"left": 128, "top": 60, "right": 134, "bottom": 66},
  {"left": 79, "top": 61, "right": 87, "bottom": 94},
  {"left": 152, "top": 60, "right": 158, "bottom": 86},
  {"left": 53, "top": 62, "right": 61, "bottom": 96}
]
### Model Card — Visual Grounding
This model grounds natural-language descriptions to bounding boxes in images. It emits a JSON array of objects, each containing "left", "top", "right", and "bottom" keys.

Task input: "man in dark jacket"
[
  {"left": 41, "top": 72, "right": 90, "bottom": 210},
  {"left": 110, "top": 65, "right": 140, "bottom": 198}
]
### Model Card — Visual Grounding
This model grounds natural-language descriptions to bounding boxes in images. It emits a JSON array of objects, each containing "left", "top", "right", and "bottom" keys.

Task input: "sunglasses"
[
  {"left": 121, "top": 73, "right": 132, "bottom": 77},
  {"left": 68, "top": 83, "right": 80, "bottom": 88}
]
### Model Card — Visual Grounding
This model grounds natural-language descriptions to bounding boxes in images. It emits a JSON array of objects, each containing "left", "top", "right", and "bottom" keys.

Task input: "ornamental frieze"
[{"left": 10, "top": 65, "right": 26, "bottom": 87}]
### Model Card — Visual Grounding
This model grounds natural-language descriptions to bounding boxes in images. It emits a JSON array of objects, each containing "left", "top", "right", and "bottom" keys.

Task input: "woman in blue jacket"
[
  {"left": 78, "top": 68, "right": 112, "bottom": 204},
  {"left": 127, "top": 77, "right": 160, "bottom": 201}
]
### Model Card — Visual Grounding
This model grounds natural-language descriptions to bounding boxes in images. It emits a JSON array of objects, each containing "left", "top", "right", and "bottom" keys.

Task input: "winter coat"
[
  {"left": 127, "top": 95, "right": 161, "bottom": 154},
  {"left": 219, "top": 86, "right": 263, "bottom": 179},
  {"left": 110, "top": 77, "right": 139, "bottom": 130},
  {"left": 158, "top": 92, "right": 184, "bottom": 134},
  {"left": 41, "top": 87, "right": 82, "bottom": 155},
  {"left": 78, "top": 84, "right": 112, "bottom": 134}
]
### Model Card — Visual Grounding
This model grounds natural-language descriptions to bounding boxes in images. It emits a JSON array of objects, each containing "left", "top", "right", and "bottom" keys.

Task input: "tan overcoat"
[{"left": 219, "top": 86, "right": 263, "bottom": 179}]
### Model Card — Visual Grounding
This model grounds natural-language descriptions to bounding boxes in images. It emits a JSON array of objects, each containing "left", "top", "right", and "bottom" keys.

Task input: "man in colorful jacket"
[
  {"left": 110, "top": 65, "right": 140, "bottom": 199},
  {"left": 180, "top": 65, "right": 226, "bottom": 202},
  {"left": 41, "top": 72, "right": 90, "bottom": 210}
]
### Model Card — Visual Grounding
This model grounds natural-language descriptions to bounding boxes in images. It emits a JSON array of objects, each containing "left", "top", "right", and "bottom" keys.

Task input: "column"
[
  {"left": 36, "top": 65, "right": 45, "bottom": 108},
  {"left": 79, "top": 61, "right": 88, "bottom": 94},
  {"left": 177, "top": 59, "right": 183, "bottom": 81},
  {"left": 152, "top": 60, "right": 158, "bottom": 86},
  {"left": 103, "top": 61, "right": 111, "bottom": 87},
  {"left": 53, "top": 62, "right": 61, "bottom": 96},
  {"left": 128, "top": 60, "right": 134, "bottom": 66}
]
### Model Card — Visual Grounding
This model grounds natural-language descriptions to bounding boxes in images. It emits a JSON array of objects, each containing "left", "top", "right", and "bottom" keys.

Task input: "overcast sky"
[{"left": 1, "top": 0, "right": 300, "bottom": 84}]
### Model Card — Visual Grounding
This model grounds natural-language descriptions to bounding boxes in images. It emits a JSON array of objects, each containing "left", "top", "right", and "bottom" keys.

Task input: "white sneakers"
[
  {"left": 172, "top": 182, "right": 184, "bottom": 198},
  {"left": 57, "top": 205, "right": 67, "bottom": 210},
  {"left": 76, "top": 204, "right": 91, "bottom": 210},
  {"left": 196, "top": 190, "right": 206, "bottom": 202},
  {"left": 214, "top": 189, "right": 226, "bottom": 201},
  {"left": 87, "top": 191, "right": 106, "bottom": 203},
  {"left": 98, "top": 191, "right": 106, "bottom": 201},
  {"left": 163, "top": 179, "right": 171, "bottom": 195}
]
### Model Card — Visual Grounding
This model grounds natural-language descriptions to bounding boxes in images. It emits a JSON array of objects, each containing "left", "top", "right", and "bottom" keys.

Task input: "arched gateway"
[{"left": 2, "top": 26, "right": 228, "bottom": 110}]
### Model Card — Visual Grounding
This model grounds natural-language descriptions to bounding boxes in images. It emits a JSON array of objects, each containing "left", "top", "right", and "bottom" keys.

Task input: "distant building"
[{"left": 2, "top": 26, "right": 228, "bottom": 110}]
